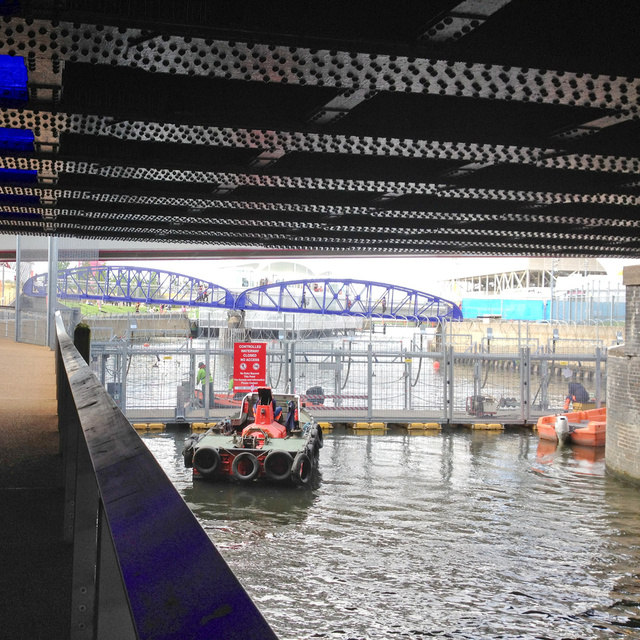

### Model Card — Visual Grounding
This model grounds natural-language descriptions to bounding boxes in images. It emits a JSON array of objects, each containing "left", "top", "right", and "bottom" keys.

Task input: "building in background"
[{"left": 440, "top": 258, "right": 626, "bottom": 323}]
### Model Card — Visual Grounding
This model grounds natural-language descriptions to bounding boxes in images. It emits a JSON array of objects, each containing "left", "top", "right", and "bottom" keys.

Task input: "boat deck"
[{"left": 198, "top": 432, "right": 309, "bottom": 453}]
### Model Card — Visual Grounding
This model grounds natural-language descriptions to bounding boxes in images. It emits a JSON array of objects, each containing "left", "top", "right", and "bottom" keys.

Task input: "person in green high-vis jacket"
[{"left": 197, "top": 362, "right": 214, "bottom": 408}]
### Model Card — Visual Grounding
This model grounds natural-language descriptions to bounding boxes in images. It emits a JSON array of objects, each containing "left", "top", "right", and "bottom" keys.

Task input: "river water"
[{"left": 142, "top": 428, "right": 640, "bottom": 640}]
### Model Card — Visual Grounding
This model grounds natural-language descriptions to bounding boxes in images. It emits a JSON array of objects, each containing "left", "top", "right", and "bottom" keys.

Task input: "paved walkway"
[{"left": 0, "top": 338, "right": 72, "bottom": 639}]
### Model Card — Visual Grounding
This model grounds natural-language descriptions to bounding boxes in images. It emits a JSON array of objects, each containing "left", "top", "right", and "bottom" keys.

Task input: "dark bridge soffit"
[{"left": 2, "top": 5, "right": 640, "bottom": 258}]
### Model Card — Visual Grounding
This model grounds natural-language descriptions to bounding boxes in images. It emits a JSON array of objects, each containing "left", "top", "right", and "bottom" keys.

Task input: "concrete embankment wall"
[
  {"left": 444, "top": 319, "right": 620, "bottom": 352},
  {"left": 606, "top": 267, "right": 640, "bottom": 485},
  {"left": 83, "top": 313, "right": 192, "bottom": 339}
]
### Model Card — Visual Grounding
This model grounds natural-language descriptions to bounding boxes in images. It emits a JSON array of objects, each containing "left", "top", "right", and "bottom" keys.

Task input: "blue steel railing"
[
  {"left": 56, "top": 313, "right": 278, "bottom": 639},
  {"left": 27, "top": 268, "right": 463, "bottom": 322}
]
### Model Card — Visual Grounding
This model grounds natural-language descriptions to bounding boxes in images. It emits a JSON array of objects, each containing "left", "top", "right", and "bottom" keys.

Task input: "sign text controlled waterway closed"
[{"left": 233, "top": 342, "right": 267, "bottom": 392}]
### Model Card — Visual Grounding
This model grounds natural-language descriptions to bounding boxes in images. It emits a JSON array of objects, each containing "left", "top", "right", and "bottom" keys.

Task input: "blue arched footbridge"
[{"left": 23, "top": 266, "right": 462, "bottom": 322}]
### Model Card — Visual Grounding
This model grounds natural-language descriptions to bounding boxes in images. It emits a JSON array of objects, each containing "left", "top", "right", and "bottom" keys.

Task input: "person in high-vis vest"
[{"left": 197, "top": 362, "right": 214, "bottom": 408}]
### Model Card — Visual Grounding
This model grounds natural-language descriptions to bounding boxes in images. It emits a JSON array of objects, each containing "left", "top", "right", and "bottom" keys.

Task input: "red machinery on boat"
[
  {"left": 536, "top": 407, "right": 606, "bottom": 447},
  {"left": 183, "top": 386, "right": 322, "bottom": 485}
]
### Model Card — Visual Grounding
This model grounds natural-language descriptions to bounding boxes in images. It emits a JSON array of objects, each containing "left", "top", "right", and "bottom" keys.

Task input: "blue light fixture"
[
  {"left": 0, "top": 168, "right": 38, "bottom": 184},
  {"left": 0, "top": 210, "right": 41, "bottom": 219},
  {"left": 0, "top": 127, "right": 34, "bottom": 152},
  {"left": 0, "top": 54, "right": 27, "bottom": 103},
  {"left": 0, "top": 1, "right": 21, "bottom": 17},
  {"left": 0, "top": 193, "right": 39, "bottom": 205}
]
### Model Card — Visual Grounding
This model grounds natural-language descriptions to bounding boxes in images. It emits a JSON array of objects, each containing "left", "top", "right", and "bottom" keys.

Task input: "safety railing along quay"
[{"left": 55, "top": 312, "right": 278, "bottom": 640}]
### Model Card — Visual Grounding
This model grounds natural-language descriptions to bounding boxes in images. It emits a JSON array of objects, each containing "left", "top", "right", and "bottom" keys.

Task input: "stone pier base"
[{"left": 606, "top": 266, "right": 640, "bottom": 485}]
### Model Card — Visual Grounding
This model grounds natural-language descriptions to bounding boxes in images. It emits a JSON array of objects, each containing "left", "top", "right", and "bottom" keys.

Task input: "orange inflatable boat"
[{"left": 536, "top": 407, "right": 606, "bottom": 447}]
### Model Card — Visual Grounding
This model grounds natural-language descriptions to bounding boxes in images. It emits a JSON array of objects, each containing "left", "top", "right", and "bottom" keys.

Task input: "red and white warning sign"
[{"left": 233, "top": 342, "right": 267, "bottom": 392}]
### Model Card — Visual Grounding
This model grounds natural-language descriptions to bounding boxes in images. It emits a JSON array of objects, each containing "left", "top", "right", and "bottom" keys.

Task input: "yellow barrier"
[
  {"left": 353, "top": 422, "right": 386, "bottom": 431},
  {"left": 132, "top": 423, "right": 148, "bottom": 432},
  {"left": 407, "top": 422, "right": 441, "bottom": 431},
  {"left": 471, "top": 423, "right": 504, "bottom": 430},
  {"left": 191, "top": 422, "right": 208, "bottom": 431},
  {"left": 318, "top": 422, "right": 333, "bottom": 431},
  {"left": 148, "top": 423, "right": 164, "bottom": 431},
  {"left": 573, "top": 402, "right": 600, "bottom": 411}
]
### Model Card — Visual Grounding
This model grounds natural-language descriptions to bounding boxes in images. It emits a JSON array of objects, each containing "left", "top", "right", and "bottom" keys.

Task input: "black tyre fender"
[
  {"left": 182, "top": 434, "right": 201, "bottom": 468},
  {"left": 291, "top": 452, "right": 313, "bottom": 486},
  {"left": 183, "top": 445, "right": 194, "bottom": 468},
  {"left": 232, "top": 452, "right": 260, "bottom": 482},
  {"left": 306, "top": 439, "right": 320, "bottom": 461},
  {"left": 311, "top": 424, "right": 324, "bottom": 449},
  {"left": 193, "top": 447, "right": 221, "bottom": 476},
  {"left": 263, "top": 450, "right": 294, "bottom": 482}
]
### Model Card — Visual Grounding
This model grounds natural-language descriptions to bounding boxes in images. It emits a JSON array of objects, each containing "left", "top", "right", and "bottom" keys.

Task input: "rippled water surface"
[{"left": 143, "top": 429, "right": 640, "bottom": 640}]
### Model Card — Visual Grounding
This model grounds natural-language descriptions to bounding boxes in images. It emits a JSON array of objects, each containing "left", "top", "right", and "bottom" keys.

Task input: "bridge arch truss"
[
  {"left": 24, "top": 269, "right": 461, "bottom": 322},
  {"left": 236, "top": 279, "right": 461, "bottom": 322},
  {"left": 24, "top": 265, "right": 235, "bottom": 308}
]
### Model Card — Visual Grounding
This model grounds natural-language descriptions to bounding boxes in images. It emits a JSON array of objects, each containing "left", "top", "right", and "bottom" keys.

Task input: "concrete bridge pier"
[{"left": 606, "top": 266, "right": 640, "bottom": 485}]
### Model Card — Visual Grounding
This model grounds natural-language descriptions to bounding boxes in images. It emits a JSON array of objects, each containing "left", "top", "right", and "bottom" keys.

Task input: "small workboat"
[
  {"left": 183, "top": 387, "right": 322, "bottom": 485},
  {"left": 536, "top": 407, "right": 606, "bottom": 447}
]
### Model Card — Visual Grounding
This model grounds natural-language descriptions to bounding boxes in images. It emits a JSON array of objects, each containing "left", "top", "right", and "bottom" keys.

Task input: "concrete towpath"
[{"left": 0, "top": 337, "right": 72, "bottom": 639}]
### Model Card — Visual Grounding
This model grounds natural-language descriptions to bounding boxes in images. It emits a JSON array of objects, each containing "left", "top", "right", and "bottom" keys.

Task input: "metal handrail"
[{"left": 55, "top": 312, "right": 278, "bottom": 640}]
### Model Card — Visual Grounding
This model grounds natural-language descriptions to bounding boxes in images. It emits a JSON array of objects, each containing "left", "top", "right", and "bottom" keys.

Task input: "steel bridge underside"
[
  {"left": 2, "top": 3, "right": 640, "bottom": 258},
  {"left": 24, "top": 267, "right": 462, "bottom": 321}
]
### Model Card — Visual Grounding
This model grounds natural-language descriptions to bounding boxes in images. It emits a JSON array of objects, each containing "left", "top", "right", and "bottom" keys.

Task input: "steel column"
[
  {"left": 46, "top": 235, "right": 58, "bottom": 348},
  {"left": 367, "top": 343, "right": 373, "bottom": 421},
  {"left": 120, "top": 341, "right": 127, "bottom": 416},
  {"left": 14, "top": 235, "right": 21, "bottom": 342}
]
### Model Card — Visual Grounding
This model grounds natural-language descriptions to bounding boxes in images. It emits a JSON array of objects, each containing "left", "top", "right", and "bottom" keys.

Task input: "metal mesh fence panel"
[
  {"left": 529, "top": 352, "right": 606, "bottom": 421},
  {"left": 451, "top": 353, "right": 524, "bottom": 423},
  {"left": 16, "top": 310, "right": 47, "bottom": 345},
  {"left": 0, "top": 309, "right": 15, "bottom": 338},
  {"left": 85, "top": 321, "right": 609, "bottom": 424},
  {"left": 290, "top": 343, "right": 370, "bottom": 418}
]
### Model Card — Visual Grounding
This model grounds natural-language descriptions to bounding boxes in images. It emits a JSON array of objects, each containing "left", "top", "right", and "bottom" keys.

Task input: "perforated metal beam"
[
  {"left": 6, "top": 202, "right": 638, "bottom": 233},
  {"left": 4, "top": 160, "right": 640, "bottom": 214},
  {"left": 1, "top": 203, "right": 636, "bottom": 254},
  {"left": 1, "top": 109, "right": 553, "bottom": 162},
  {"left": 419, "top": 0, "right": 515, "bottom": 44},
  {"left": 1, "top": 18, "right": 638, "bottom": 113},
  {"left": 5, "top": 108, "right": 640, "bottom": 177},
  {"left": 2, "top": 217, "right": 630, "bottom": 256},
  {"left": 3, "top": 184, "right": 639, "bottom": 211}
]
